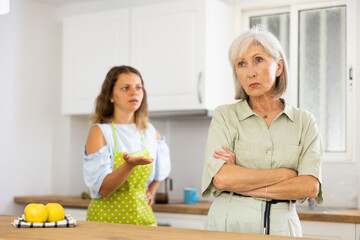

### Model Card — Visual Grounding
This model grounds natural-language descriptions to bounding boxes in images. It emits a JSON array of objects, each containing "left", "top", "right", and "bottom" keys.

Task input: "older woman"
[{"left": 201, "top": 26, "right": 323, "bottom": 237}]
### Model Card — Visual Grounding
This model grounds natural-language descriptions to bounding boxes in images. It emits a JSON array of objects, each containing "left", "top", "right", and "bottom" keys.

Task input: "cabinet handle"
[
  {"left": 349, "top": 67, "right": 353, "bottom": 88},
  {"left": 197, "top": 72, "right": 202, "bottom": 104}
]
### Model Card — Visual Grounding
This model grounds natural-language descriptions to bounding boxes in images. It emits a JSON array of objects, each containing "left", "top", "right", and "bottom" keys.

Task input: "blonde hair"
[
  {"left": 228, "top": 25, "right": 288, "bottom": 100},
  {"left": 90, "top": 65, "right": 148, "bottom": 131}
]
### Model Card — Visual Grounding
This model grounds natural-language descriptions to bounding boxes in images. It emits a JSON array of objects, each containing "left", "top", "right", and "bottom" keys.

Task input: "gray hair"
[{"left": 229, "top": 25, "right": 288, "bottom": 100}]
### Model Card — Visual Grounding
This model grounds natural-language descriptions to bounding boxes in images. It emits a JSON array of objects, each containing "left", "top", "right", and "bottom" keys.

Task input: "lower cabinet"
[
  {"left": 154, "top": 214, "right": 360, "bottom": 239},
  {"left": 64, "top": 208, "right": 208, "bottom": 229},
  {"left": 64, "top": 207, "right": 87, "bottom": 221},
  {"left": 154, "top": 212, "right": 207, "bottom": 230},
  {"left": 301, "top": 220, "right": 356, "bottom": 240},
  {"left": 64, "top": 208, "right": 358, "bottom": 239},
  {"left": 356, "top": 224, "right": 360, "bottom": 240}
]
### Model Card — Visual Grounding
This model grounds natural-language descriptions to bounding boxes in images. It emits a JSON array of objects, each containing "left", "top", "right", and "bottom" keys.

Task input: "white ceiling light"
[{"left": 0, "top": 0, "right": 10, "bottom": 15}]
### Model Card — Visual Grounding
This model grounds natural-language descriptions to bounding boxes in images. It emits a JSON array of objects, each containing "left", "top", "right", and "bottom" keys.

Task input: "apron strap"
[
  {"left": 140, "top": 131, "right": 147, "bottom": 150},
  {"left": 112, "top": 121, "right": 118, "bottom": 153}
]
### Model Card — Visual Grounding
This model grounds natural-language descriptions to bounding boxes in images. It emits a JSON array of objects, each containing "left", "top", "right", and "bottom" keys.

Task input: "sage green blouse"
[{"left": 201, "top": 99, "right": 323, "bottom": 203}]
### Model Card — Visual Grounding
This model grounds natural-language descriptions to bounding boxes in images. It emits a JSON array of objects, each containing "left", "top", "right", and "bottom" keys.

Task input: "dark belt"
[{"left": 222, "top": 191, "right": 296, "bottom": 235}]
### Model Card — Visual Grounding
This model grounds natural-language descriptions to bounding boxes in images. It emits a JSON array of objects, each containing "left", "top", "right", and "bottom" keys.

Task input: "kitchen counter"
[
  {"left": 13, "top": 195, "right": 210, "bottom": 215},
  {"left": 14, "top": 195, "right": 360, "bottom": 223},
  {"left": 0, "top": 214, "right": 318, "bottom": 240}
]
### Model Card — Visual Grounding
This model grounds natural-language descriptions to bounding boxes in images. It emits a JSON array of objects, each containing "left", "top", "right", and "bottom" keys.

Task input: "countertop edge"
[{"left": 0, "top": 214, "right": 320, "bottom": 240}]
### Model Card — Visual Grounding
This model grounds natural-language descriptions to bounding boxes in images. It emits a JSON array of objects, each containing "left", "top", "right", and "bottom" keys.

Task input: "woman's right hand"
[
  {"left": 123, "top": 152, "right": 154, "bottom": 167},
  {"left": 213, "top": 146, "right": 236, "bottom": 165}
]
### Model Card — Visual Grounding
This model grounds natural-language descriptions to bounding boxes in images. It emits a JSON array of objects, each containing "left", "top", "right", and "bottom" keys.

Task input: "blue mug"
[{"left": 184, "top": 188, "right": 199, "bottom": 205}]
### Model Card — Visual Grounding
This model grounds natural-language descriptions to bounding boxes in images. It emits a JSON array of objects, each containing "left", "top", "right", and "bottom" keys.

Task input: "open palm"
[{"left": 123, "top": 152, "right": 153, "bottom": 166}]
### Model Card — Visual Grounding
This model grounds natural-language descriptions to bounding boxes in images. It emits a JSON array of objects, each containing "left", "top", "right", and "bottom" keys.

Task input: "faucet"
[{"left": 307, "top": 198, "right": 317, "bottom": 210}]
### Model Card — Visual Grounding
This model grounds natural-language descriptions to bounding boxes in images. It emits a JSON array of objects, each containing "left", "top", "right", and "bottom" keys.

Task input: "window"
[
  {"left": 249, "top": 12, "right": 290, "bottom": 67},
  {"left": 242, "top": 1, "right": 354, "bottom": 161},
  {"left": 298, "top": 6, "right": 346, "bottom": 152}
]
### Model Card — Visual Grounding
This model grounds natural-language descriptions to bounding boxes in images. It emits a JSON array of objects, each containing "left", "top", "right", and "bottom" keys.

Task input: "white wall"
[
  {"left": 1, "top": 0, "right": 360, "bottom": 216},
  {"left": 50, "top": 116, "right": 212, "bottom": 204},
  {"left": 0, "top": 0, "right": 59, "bottom": 214},
  {"left": 151, "top": 119, "right": 212, "bottom": 203},
  {"left": 61, "top": 112, "right": 360, "bottom": 208}
]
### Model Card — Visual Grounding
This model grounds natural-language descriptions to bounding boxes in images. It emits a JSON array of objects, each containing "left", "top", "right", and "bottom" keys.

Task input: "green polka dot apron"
[{"left": 86, "top": 122, "right": 157, "bottom": 226}]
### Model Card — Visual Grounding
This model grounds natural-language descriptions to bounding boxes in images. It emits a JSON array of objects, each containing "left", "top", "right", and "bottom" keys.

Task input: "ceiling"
[
  {"left": 37, "top": 0, "right": 238, "bottom": 7},
  {"left": 37, "top": 0, "right": 103, "bottom": 6}
]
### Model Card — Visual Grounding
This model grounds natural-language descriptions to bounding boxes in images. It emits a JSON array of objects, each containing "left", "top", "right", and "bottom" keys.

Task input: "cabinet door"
[
  {"left": 62, "top": 9, "right": 130, "bottom": 114},
  {"left": 64, "top": 207, "right": 87, "bottom": 221},
  {"left": 131, "top": 0, "right": 205, "bottom": 111},
  {"left": 301, "top": 220, "right": 356, "bottom": 239},
  {"left": 154, "top": 212, "right": 207, "bottom": 229}
]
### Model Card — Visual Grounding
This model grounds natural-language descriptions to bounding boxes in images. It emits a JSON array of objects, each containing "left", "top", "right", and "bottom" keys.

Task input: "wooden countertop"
[
  {"left": 0, "top": 214, "right": 318, "bottom": 240},
  {"left": 14, "top": 195, "right": 360, "bottom": 224},
  {"left": 13, "top": 195, "right": 210, "bottom": 215},
  {"left": 14, "top": 195, "right": 91, "bottom": 208}
]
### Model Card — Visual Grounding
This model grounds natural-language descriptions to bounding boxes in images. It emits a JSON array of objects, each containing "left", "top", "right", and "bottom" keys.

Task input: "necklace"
[{"left": 248, "top": 102, "right": 280, "bottom": 119}]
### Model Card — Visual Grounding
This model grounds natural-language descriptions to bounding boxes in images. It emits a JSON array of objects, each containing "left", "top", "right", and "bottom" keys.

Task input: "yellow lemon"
[
  {"left": 45, "top": 203, "right": 65, "bottom": 222},
  {"left": 24, "top": 203, "right": 48, "bottom": 223}
]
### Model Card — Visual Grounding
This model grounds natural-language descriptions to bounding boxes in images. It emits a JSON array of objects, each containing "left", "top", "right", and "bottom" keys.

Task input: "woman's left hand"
[
  {"left": 146, "top": 187, "right": 155, "bottom": 206},
  {"left": 213, "top": 146, "right": 236, "bottom": 165}
]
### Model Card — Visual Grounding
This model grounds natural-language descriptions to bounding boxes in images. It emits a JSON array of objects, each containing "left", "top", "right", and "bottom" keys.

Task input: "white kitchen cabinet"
[
  {"left": 62, "top": 208, "right": 360, "bottom": 238},
  {"left": 62, "top": 9, "right": 130, "bottom": 114},
  {"left": 64, "top": 208, "right": 207, "bottom": 229},
  {"left": 131, "top": 0, "right": 236, "bottom": 112},
  {"left": 301, "top": 220, "right": 356, "bottom": 239},
  {"left": 154, "top": 212, "right": 207, "bottom": 229},
  {"left": 64, "top": 207, "right": 87, "bottom": 221},
  {"left": 62, "top": 0, "right": 235, "bottom": 115},
  {"left": 356, "top": 224, "right": 360, "bottom": 240}
]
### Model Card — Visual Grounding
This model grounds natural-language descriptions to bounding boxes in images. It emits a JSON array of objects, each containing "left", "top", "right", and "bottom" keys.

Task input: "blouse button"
[{"left": 266, "top": 150, "right": 272, "bottom": 155}]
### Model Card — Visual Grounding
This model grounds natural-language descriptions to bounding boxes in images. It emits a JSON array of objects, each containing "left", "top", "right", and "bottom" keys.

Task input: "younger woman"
[{"left": 83, "top": 65, "right": 171, "bottom": 226}]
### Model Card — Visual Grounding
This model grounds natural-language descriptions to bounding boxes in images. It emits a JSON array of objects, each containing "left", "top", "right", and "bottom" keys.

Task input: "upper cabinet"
[
  {"left": 131, "top": 0, "right": 236, "bottom": 112},
  {"left": 61, "top": 0, "right": 236, "bottom": 115},
  {"left": 62, "top": 8, "right": 130, "bottom": 114}
]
